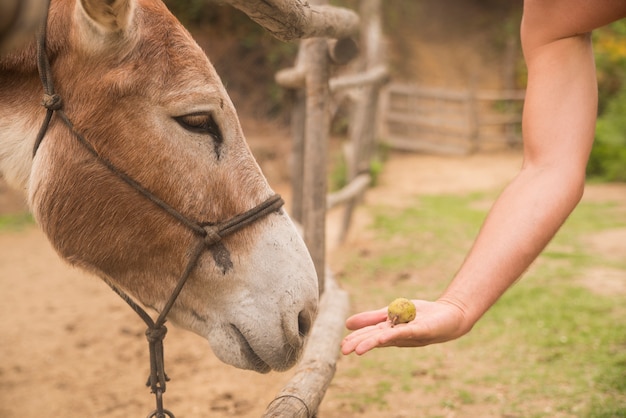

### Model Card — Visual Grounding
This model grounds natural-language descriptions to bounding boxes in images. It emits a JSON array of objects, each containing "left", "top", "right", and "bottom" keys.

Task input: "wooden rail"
[
  {"left": 327, "top": 173, "right": 371, "bottom": 210},
  {"left": 227, "top": 0, "right": 359, "bottom": 42}
]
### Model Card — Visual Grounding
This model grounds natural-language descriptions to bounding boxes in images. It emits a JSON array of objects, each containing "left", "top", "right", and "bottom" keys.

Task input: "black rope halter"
[{"left": 34, "top": 2, "right": 284, "bottom": 417}]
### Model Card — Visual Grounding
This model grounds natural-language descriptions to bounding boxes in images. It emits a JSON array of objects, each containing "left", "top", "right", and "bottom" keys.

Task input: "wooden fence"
[
  {"left": 379, "top": 83, "right": 526, "bottom": 155},
  {"left": 257, "top": 0, "right": 389, "bottom": 416}
]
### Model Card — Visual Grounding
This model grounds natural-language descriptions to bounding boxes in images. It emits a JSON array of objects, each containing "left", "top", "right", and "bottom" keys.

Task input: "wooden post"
[
  {"left": 289, "top": 90, "right": 306, "bottom": 224},
  {"left": 340, "top": 0, "right": 385, "bottom": 243},
  {"left": 282, "top": 49, "right": 307, "bottom": 225},
  {"left": 503, "top": 34, "right": 519, "bottom": 147},
  {"left": 351, "top": 0, "right": 384, "bottom": 175},
  {"left": 301, "top": 35, "right": 330, "bottom": 295},
  {"left": 467, "top": 79, "right": 480, "bottom": 152},
  {"left": 257, "top": 1, "right": 361, "bottom": 415}
]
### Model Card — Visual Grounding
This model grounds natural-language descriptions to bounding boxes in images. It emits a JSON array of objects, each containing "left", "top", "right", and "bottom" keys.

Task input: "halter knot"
[
  {"left": 42, "top": 93, "right": 63, "bottom": 110},
  {"left": 145, "top": 325, "right": 168, "bottom": 343},
  {"left": 203, "top": 225, "right": 222, "bottom": 247}
]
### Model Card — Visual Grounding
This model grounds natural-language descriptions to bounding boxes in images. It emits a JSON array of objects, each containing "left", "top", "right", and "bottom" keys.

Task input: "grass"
[
  {"left": 334, "top": 191, "right": 626, "bottom": 417},
  {"left": 0, "top": 212, "right": 34, "bottom": 231}
]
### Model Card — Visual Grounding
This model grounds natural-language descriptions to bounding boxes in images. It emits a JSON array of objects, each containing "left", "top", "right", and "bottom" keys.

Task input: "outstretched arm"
[{"left": 342, "top": 0, "right": 626, "bottom": 356}]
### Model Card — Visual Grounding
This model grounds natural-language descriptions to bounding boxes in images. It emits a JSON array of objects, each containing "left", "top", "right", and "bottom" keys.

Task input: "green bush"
[
  {"left": 588, "top": 21, "right": 626, "bottom": 182},
  {"left": 588, "top": 85, "right": 626, "bottom": 182}
]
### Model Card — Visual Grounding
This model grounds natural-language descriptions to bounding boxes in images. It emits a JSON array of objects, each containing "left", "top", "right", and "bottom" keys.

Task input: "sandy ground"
[{"left": 1, "top": 140, "right": 624, "bottom": 417}]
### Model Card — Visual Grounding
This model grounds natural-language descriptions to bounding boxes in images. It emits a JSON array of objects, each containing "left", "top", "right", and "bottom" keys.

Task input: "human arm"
[{"left": 342, "top": 0, "right": 626, "bottom": 356}]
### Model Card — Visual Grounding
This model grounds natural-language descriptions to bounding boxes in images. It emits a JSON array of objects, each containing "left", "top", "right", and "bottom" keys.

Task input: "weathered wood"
[
  {"left": 329, "top": 64, "right": 389, "bottom": 92},
  {"left": 384, "top": 112, "right": 470, "bottom": 131},
  {"left": 475, "top": 90, "right": 526, "bottom": 101},
  {"left": 327, "top": 37, "right": 359, "bottom": 65},
  {"left": 386, "top": 83, "right": 526, "bottom": 101},
  {"left": 386, "top": 83, "right": 471, "bottom": 100},
  {"left": 278, "top": 63, "right": 388, "bottom": 91},
  {"left": 290, "top": 88, "right": 306, "bottom": 224},
  {"left": 262, "top": 269, "right": 349, "bottom": 418},
  {"left": 275, "top": 67, "right": 306, "bottom": 89},
  {"left": 348, "top": 84, "right": 383, "bottom": 175},
  {"left": 301, "top": 36, "right": 329, "bottom": 295},
  {"left": 339, "top": 0, "right": 384, "bottom": 243},
  {"left": 502, "top": 34, "right": 521, "bottom": 147},
  {"left": 327, "top": 173, "right": 371, "bottom": 210},
  {"left": 275, "top": 38, "right": 361, "bottom": 90},
  {"left": 468, "top": 82, "right": 480, "bottom": 151},
  {"left": 284, "top": 48, "right": 306, "bottom": 224},
  {"left": 380, "top": 83, "right": 526, "bottom": 154},
  {"left": 385, "top": 135, "right": 472, "bottom": 155},
  {"left": 479, "top": 115, "right": 523, "bottom": 125},
  {"left": 226, "top": 0, "right": 359, "bottom": 41}
]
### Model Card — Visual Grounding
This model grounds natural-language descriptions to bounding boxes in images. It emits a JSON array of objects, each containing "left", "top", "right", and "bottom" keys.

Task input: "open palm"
[{"left": 341, "top": 299, "right": 469, "bottom": 355}]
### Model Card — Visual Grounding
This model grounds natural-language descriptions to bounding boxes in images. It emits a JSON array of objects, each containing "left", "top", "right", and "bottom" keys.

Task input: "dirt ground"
[{"left": 0, "top": 126, "right": 625, "bottom": 417}]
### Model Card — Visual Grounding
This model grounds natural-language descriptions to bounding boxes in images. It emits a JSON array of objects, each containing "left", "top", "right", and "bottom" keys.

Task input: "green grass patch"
[
  {"left": 336, "top": 192, "right": 626, "bottom": 417},
  {"left": 0, "top": 212, "right": 34, "bottom": 231}
]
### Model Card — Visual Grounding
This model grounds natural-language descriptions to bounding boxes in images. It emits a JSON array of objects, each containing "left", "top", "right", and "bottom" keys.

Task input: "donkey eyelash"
[{"left": 174, "top": 112, "right": 223, "bottom": 143}]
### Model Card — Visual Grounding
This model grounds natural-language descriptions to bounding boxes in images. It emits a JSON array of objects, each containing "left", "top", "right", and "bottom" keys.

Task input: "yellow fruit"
[{"left": 387, "top": 298, "right": 416, "bottom": 326}]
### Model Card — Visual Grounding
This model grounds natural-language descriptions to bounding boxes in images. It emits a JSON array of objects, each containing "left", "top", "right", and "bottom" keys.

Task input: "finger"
[
  {"left": 341, "top": 324, "right": 382, "bottom": 352},
  {"left": 352, "top": 334, "right": 385, "bottom": 355},
  {"left": 342, "top": 321, "right": 434, "bottom": 355},
  {"left": 341, "top": 329, "right": 384, "bottom": 355},
  {"left": 350, "top": 326, "right": 409, "bottom": 355},
  {"left": 341, "top": 322, "right": 394, "bottom": 355},
  {"left": 342, "top": 320, "right": 389, "bottom": 346},
  {"left": 377, "top": 323, "right": 424, "bottom": 346},
  {"left": 345, "top": 308, "right": 388, "bottom": 330},
  {"left": 376, "top": 321, "right": 445, "bottom": 347}
]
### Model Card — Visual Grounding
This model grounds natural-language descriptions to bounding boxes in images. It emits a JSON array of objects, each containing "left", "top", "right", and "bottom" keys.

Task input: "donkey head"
[{"left": 8, "top": 0, "right": 318, "bottom": 373}]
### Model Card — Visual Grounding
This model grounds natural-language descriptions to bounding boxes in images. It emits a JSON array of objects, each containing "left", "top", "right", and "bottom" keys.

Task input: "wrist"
[{"left": 435, "top": 296, "right": 477, "bottom": 337}]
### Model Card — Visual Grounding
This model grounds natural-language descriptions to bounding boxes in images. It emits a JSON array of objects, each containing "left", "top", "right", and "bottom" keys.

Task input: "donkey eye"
[{"left": 175, "top": 112, "right": 223, "bottom": 142}]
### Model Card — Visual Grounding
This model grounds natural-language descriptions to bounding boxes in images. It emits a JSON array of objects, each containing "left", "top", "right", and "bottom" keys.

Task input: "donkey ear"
[{"left": 77, "top": 0, "right": 135, "bottom": 33}]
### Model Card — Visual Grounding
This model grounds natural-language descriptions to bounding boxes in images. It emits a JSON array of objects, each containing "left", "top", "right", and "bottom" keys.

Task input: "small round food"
[{"left": 387, "top": 298, "right": 416, "bottom": 326}]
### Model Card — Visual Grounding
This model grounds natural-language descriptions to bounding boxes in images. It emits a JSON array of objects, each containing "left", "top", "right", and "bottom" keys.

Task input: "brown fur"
[{"left": 3, "top": 0, "right": 269, "bottom": 307}]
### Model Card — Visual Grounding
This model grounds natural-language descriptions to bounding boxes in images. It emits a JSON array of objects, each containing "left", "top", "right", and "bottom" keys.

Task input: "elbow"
[
  {"left": 572, "top": 172, "right": 586, "bottom": 203},
  {"left": 566, "top": 174, "right": 586, "bottom": 214},
  {"left": 520, "top": 161, "right": 587, "bottom": 213},
  {"left": 560, "top": 162, "right": 587, "bottom": 208}
]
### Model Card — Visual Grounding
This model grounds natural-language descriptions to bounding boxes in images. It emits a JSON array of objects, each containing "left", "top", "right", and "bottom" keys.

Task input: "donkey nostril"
[{"left": 298, "top": 309, "right": 313, "bottom": 337}]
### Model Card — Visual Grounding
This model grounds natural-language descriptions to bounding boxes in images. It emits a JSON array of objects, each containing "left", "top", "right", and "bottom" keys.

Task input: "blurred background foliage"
[
  {"left": 591, "top": 20, "right": 626, "bottom": 182},
  {"left": 163, "top": 0, "right": 626, "bottom": 182}
]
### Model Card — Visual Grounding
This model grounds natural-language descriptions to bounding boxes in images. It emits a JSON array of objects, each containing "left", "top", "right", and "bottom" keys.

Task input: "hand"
[{"left": 340, "top": 299, "right": 469, "bottom": 355}]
